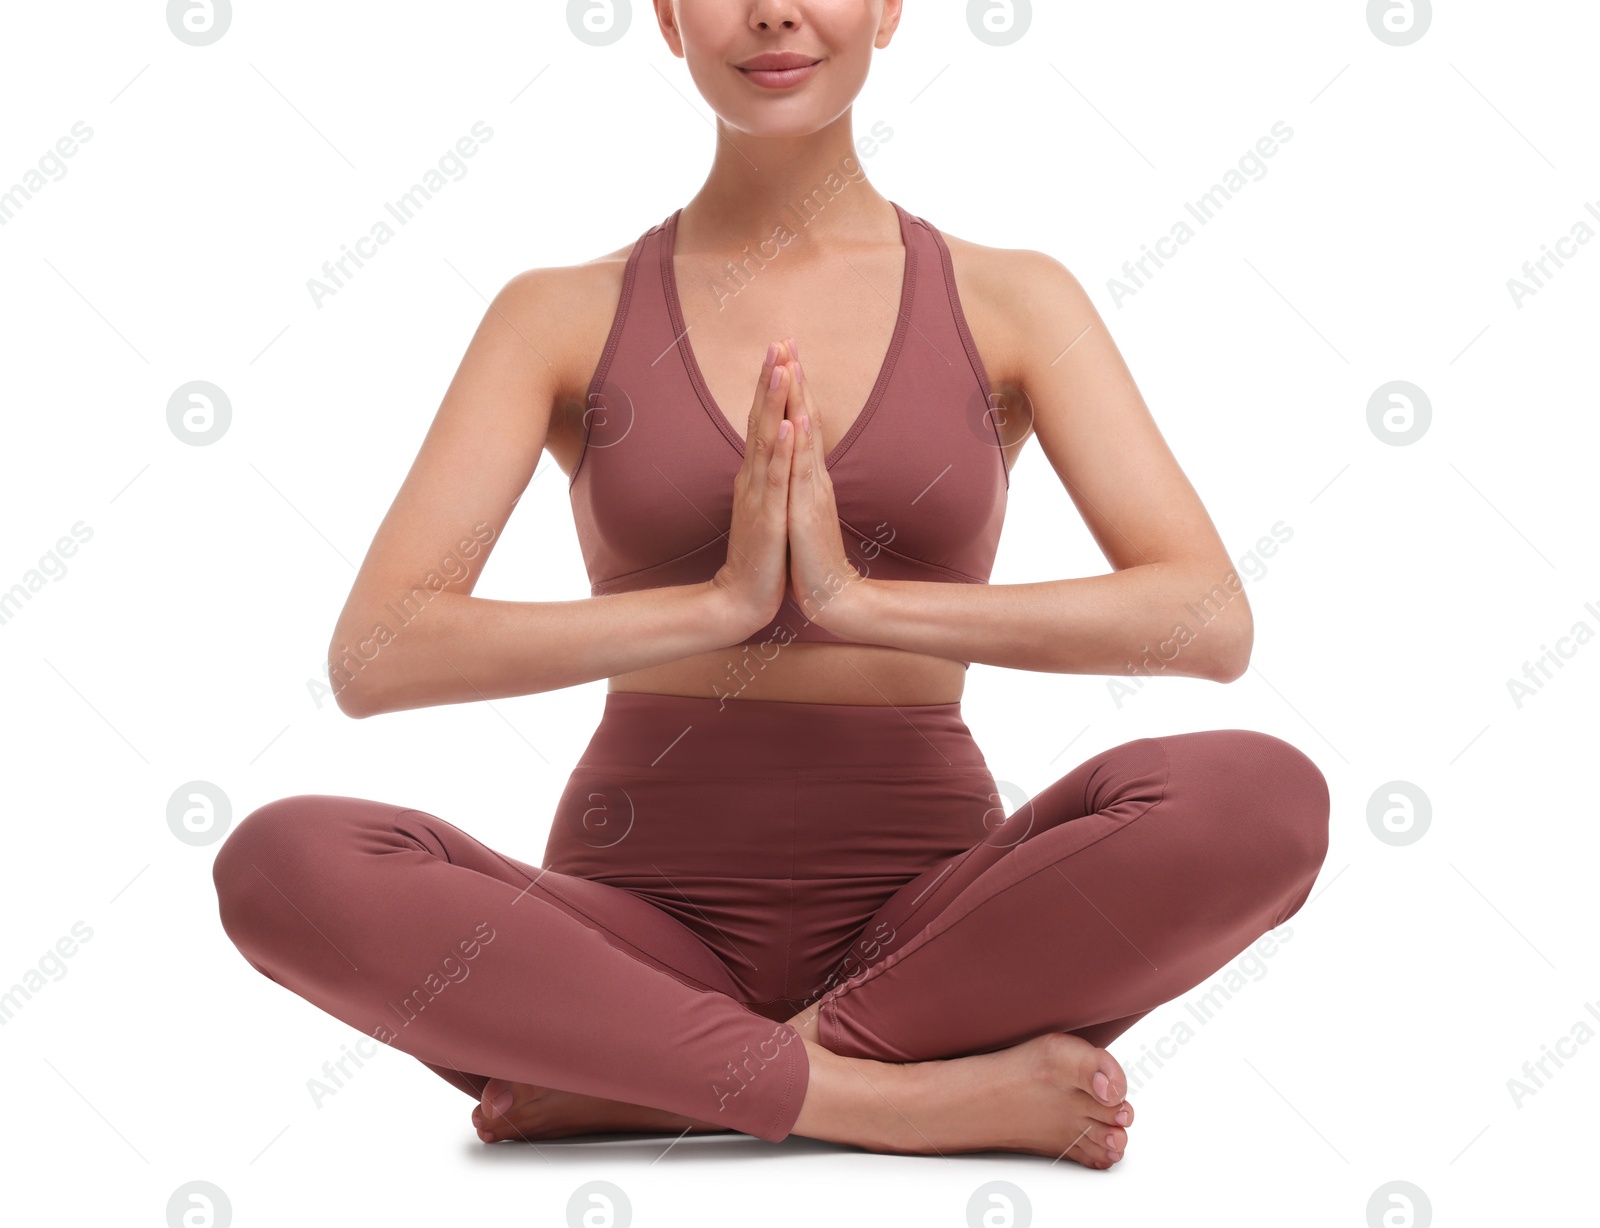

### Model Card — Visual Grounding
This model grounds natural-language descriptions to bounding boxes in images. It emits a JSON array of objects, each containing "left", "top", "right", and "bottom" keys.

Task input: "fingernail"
[
  {"left": 778, "top": 419, "right": 791, "bottom": 440},
  {"left": 770, "top": 363, "right": 783, "bottom": 390},
  {"left": 790, "top": 336, "right": 800, "bottom": 359},
  {"left": 765, "top": 341, "right": 777, "bottom": 366},
  {"left": 801, "top": 414, "right": 810, "bottom": 434}
]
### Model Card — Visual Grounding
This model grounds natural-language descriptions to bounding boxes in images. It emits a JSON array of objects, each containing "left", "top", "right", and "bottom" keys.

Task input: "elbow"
[
  {"left": 327, "top": 628, "right": 383, "bottom": 719},
  {"left": 332, "top": 672, "right": 375, "bottom": 719},
  {"left": 1210, "top": 608, "right": 1254, "bottom": 683},
  {"left": 1212, "top": 644, "right": 1250, "bottom": 684}
]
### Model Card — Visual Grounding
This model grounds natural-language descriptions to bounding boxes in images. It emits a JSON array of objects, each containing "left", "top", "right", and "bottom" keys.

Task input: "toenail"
[
  {"left": 1105, "top": 1133, "right": 1117, "bottom": 1148},
  {"left": 1092, "top": 1071, "right": 1112, "bottom": 1102},
  {"left": 1115, "top": 1110, "right": 1130, "bottom": 1126},
  {"left": 1108, "top": 1149, "right": 1123, "bottom": 1162},
  {"left": 489, "top": 1090, "right": 513, "bottom": 1116}
]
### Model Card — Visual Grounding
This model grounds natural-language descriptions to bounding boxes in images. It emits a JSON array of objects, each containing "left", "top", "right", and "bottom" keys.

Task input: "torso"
[{"left": 540, "top": 204, "right": 1034, "bottom": 705}]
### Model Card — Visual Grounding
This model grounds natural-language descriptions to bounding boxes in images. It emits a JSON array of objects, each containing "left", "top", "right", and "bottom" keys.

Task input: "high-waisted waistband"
[{"left": 576, "top": 690, "right": 990, "bottom": 774}]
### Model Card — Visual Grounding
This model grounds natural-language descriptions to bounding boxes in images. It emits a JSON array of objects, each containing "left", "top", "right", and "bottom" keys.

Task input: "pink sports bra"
[{"left": 568, "top": 201, "right": 1009, "bottom": 651}]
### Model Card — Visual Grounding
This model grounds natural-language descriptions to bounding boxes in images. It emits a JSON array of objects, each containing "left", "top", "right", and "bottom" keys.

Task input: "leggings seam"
[
  {"left": 783, "top": 779, "right": 796, "bottom": 1001},
  {"left": 394, "top": 808, "right": 730, "bottom": 999},
  {"left": 827, "top": 737, "right": 1173, "bottom": 1013},
  {"left": 393, "top": 801, "right": 796, "bottom": 1139},
  {"left": 760, "top": 1029, "right": 798, "bottom": 1141}
]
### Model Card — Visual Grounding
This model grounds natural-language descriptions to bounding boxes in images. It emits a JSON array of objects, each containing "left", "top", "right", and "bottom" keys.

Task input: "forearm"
[
  {"left": 330, "top": 581, "right": 746, "bottom": 717},
  {"left": 824, "top": 562, "right": 1252, "bottom": 682}
]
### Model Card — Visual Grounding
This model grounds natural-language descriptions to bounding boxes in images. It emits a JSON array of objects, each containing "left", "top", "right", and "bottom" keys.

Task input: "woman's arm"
[
  {"left": 821, "top": 249, "right": 1252, "bottom": 684},
  {"left": 327, "top": 267, "right": 748, "bottom": 719}
]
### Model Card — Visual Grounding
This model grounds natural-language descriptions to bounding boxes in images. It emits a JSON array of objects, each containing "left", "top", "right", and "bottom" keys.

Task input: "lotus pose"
[{"left": 212, "top": 0, "right": 1329, "bottom": 1168}]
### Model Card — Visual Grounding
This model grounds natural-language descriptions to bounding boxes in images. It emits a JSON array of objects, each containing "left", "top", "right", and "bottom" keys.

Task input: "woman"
[{"left": 212, "top": 0, "right": 1329, "bottom": 1168}]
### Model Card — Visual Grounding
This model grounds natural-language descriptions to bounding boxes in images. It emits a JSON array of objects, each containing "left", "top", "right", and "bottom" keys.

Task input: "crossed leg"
[
  {"left": 474, "top": 728, "right": 1330, "bottom": 1165},
  {"left": 211, "top": 797, "right": 813, "bottom": 1143}
]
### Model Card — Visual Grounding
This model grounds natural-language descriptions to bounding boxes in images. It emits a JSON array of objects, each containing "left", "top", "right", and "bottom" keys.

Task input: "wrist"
[
  {"left": 700, "top": 578, "right": 766, "bottom": 644},
  {"left": 811, "top": 565, "right": 874, "bottom": 637}
]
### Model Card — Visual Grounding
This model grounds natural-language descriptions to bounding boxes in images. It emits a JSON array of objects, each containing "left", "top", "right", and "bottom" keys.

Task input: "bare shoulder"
[
  {"left": 493, "top": 232, "right": 641, "bottom": 470},
  {"left": 498, "top": 234, "right": 638, "bottom": 385},
  {"left": 937, "top": 228, "right": 1097, "bottom": 383},
  {"left": 937, "top": 226, "right": 1100, "bottom": 458}
]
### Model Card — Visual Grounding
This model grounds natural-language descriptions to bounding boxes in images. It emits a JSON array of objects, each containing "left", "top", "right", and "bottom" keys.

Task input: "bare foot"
[
  {"left": 793, "top": 1030, "right": 1136, "bottom": 1168},
  {"left": 470, "top": 1029, "right": 1136, "bottom": 1167},
  {"left": 471, "top": 1078, "right": 733, "bottom": 1143}
]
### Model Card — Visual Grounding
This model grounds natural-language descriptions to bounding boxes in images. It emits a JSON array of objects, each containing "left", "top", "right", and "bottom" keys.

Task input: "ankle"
[
  {"left": 783, "top": 1004, "right": 823, "bottom": 1046},
  {"left": 790, "top": 1040, "right": 922, "bottom": 1150}
]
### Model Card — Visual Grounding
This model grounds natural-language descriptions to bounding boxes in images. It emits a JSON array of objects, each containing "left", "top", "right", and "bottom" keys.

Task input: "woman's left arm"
[{"left": 821, "top": 249, "right": 1253, "bottom": 683}]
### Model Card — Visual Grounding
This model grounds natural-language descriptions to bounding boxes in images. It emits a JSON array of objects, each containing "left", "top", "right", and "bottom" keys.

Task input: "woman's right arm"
[{"left": 326, "top": 268, "right": 792, "bottom": 719}]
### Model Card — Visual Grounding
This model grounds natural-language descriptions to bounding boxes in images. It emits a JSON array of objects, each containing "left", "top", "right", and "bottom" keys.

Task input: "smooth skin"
[{"left": 331, "top": 0, "right": 1250, "bottom": 1167}]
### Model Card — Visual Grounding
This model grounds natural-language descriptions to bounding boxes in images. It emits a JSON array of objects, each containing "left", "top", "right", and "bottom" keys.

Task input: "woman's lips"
[{"left": 736, "top": 60, "right": 822, "bottom": 89}]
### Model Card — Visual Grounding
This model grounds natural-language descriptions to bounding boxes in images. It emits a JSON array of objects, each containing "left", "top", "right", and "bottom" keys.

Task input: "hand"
[
  {"left": 708, "top": 339, "right": 799, "bottom": 638},
  {"left": 781, "top": 340, "right": 868, "bottom": 631}
]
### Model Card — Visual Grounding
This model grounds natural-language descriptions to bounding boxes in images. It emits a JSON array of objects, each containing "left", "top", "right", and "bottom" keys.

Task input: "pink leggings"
[{"left": 212, "top": 692, "right": 1329, "bottom": 1143}]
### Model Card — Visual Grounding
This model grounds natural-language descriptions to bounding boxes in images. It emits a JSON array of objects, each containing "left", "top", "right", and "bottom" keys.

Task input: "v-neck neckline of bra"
[{"left": 659, "top": 200, "right": 916, "bottom": 468}]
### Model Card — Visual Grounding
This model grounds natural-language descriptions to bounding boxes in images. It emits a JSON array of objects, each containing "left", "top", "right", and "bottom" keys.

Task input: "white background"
[{"left": 1, "top": 1, "right": 1595, "bottom": 1225}]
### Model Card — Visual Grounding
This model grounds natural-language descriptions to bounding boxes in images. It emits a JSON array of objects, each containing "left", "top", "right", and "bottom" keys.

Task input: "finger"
[
  {"left": 781, "top": 356, "right": 820, "bottom": 481},
  {"left": 745, "top": 340, "right": 789, "bottom": 463},
  {"left": 784, "top": 357, "right": 814, "bottom": 488},
  {"left": 751, "top": 356, "right": 792, "bottom": 475},
  {"left": 791, "top": 348, "right": 822, "bottom": 443},
  {"left": 796, "top": 359, "right": 823, "bottom": 466},
  {"left": 748, "top": 340, "right": 777, "bottom": 422},
  {"left": 769, "top": 416, "right": 796, "bottom": 491},
  {"left": 765, "top": 338, "right": 795, "bottom": 439}
]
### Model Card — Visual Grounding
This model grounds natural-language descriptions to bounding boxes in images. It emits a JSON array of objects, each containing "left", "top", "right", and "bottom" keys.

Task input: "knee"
[
  {"left": 211, "top": 795, "right": 334, "bottom": 947},
  {"left": 1167, "top": 729, "right": 1329, "bottom": 888},
  {"left": 1232, "top": 730, "right": 1330, "bottom": 887},
  {"left": 213, "top": 794, "right": 325, "bottom": 891}
]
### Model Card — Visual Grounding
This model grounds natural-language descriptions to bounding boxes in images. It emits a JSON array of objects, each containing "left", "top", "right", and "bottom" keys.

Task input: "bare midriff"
[{"left": 606, "top": 643, "right": 969, "bottom": 706}]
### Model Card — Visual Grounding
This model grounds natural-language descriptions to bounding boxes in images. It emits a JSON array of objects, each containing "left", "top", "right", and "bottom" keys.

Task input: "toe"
[
  {"left": 481, "top": 1078, "right": 514, "bottom": 1118},
  {"left": 1083, "top": 1096, "right": 1125, "bottom": 1126},
  {"left": 1069, "top": 1132, "right": 1114, "bottom": 1170},
  {"left": 1090, "top": 1051, "right": 1128, "bottom": 1106},
  {"left": 1049, "top": 1032, "right": 1126, "bottom": 1108},
  {"left": 1099, "top": 1099, "right": 1134, "bottom": 1128}
]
